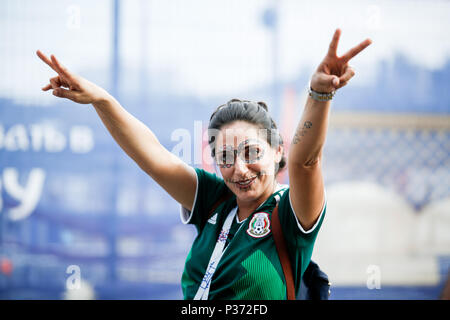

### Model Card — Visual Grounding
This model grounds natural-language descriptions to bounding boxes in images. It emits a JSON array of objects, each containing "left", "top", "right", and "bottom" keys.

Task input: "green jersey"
[{"left": 180, "top": 168, "right": 326, "bottom": 300}]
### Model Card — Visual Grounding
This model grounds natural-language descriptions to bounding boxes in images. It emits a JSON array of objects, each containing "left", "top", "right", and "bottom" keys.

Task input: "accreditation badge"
[{"left": 247, "top": 212, "right": 271, "bottom": 238}]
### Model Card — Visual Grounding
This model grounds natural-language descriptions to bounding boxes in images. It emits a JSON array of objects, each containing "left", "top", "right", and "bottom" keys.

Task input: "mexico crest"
[{"left": 247, "top": 212, "right": 271, "bottom": 238}]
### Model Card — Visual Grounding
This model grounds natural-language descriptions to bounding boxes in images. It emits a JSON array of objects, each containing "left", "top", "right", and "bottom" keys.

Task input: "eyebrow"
[{"left": 216, "top": 140, "right": 263, "bottom": 152}]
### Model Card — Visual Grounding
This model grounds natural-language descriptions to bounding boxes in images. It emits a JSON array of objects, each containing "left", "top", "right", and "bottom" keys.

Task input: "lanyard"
[{"left": 194, "top": 206, "right": 237, "bottom": 300}]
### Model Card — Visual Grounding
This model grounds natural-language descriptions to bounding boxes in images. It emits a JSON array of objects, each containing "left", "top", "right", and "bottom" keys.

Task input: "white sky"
[{"left": 1, "top": 0, "right": 450, "bottom": 104}]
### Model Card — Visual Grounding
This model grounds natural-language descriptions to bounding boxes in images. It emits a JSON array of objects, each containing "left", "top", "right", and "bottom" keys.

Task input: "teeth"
[{"left": 237, "top": 177, "right": 255, "bottom": 185}]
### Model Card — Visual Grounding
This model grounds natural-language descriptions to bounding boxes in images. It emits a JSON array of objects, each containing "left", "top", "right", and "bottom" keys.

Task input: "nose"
[{"left": 233, "top": 155, "right": 249, "bottom": 176}]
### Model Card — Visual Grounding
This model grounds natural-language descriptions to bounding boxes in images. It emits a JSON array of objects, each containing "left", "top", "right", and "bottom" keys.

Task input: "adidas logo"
[{"left": 207, "top": 213, "right": 218, "bottom": 224}]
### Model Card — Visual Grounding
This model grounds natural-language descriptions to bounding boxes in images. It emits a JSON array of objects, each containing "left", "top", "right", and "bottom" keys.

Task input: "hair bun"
[
  {"left": 257, "top": 101, "right": 269, "bottom": 112},
  {"left": 226, "top": 99, "right": 268, "bottom": 112}
]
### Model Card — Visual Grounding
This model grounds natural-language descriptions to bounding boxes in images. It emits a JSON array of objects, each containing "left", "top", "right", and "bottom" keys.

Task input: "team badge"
[{"left": 247, "top": 212, "right": 271, "bottom": 238}]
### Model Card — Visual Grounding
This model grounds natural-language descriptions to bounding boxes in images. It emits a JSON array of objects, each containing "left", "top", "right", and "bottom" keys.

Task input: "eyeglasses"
[{"left": 216, "top": 139, "right": 265, "bottom": 168}]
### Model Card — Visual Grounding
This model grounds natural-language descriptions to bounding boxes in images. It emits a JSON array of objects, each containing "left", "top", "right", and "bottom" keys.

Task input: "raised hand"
[
  {"left": 36, "top": 50, "right": 109, "bottom": 104},
  {"left": 310, "top": 29, "right": 372, "bottom": 93}
]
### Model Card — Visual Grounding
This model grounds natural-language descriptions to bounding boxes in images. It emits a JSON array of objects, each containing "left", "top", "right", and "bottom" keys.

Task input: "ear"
[{"left": 274, "top": 144, "right": 283, "bottom": 164}]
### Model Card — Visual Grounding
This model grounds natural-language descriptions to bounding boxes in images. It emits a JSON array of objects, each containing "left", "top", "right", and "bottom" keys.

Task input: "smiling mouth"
[{"left": 233, "top": 175, "right": 258, "bottom": 188}]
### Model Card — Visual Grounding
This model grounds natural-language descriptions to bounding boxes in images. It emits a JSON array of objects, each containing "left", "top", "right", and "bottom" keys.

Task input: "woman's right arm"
[
  {"left": 92, "top": 95, "right": 197, "bottom": 212},
  {"left": 36, "top": 50, "right": 197, "bottom": 211}
]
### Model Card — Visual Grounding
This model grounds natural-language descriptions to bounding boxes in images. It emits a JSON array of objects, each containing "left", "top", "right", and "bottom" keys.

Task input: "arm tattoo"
[{"left": 292, "top": 121, "right": 312, "bottom": 144}]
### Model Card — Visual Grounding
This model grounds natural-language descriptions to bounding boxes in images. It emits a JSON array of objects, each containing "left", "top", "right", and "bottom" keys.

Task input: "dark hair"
[{"left": 208, "top": 98, "right": 287, "bottom": 174}]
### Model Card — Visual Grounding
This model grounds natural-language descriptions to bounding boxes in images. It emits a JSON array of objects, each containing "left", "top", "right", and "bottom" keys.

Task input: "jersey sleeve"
[
  {"left": 277, "top": 187, "right": 327, "bottom": 272},
  {"left": 179, "top": 167, "right": 229, "bottom": 232}
]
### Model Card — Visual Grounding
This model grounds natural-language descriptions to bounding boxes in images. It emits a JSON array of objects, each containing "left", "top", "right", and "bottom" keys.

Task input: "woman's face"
[{"left": 214, "top": 121, "right": 283, "bottom": 202}]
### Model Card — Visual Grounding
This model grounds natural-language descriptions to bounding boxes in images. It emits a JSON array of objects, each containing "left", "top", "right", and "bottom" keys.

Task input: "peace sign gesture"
[
  {"left": 310, "top": 29, "right": 372, "bottom": 94},
  {"left": 36, "top": 50, "right": 109, "bottom": 104}
]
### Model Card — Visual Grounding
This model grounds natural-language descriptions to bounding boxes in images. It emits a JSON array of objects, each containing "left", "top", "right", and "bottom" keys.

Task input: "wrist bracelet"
[{"left": 308, "top": 87, "right": 335, "bottom": 102}]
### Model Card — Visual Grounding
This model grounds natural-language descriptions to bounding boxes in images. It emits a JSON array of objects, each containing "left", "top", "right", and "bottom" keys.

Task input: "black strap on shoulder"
[{"left": 271, "top": 205, "right": 296, "bottom": 300}]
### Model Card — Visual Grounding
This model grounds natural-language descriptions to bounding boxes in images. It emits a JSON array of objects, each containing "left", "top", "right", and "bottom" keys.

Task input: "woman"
[{"left": 37, "top": 28, "right": 371, "bottom": 299}]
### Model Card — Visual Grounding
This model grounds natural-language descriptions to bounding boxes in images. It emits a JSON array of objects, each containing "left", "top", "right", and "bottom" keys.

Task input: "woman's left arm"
[{"left": 288, "top": 29, "right": 372, "bottom": 230}]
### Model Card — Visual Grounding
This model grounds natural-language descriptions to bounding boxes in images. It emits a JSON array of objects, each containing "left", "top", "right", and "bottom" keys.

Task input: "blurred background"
[{"left": 0, "top": 0, "right": 449, "bottom": 300}]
